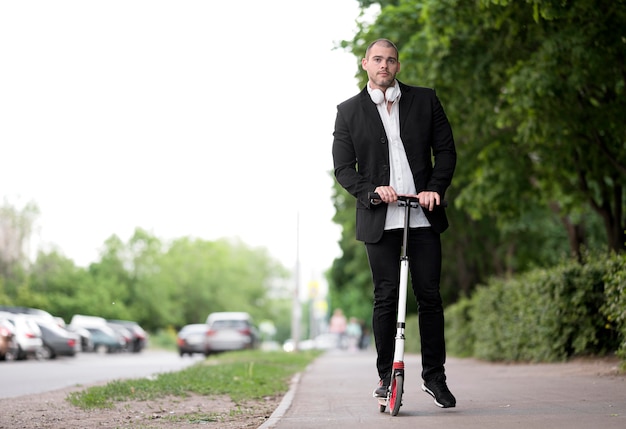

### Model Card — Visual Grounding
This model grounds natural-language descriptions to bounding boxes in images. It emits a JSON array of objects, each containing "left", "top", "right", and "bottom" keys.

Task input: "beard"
[{"left": 374, "top": 74, "right": 395, "bottom": 89}]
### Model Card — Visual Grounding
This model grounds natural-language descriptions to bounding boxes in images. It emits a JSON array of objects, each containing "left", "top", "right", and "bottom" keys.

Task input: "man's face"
[{"left": 362, "top": 43, "right": 400, "bottom": 90}]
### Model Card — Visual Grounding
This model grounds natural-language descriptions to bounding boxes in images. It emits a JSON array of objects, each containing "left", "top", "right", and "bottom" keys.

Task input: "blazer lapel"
[
  {"left": 398, "top": 82, "right": 413, "bottom": 127},
  {"left": 359, "top": 89, "right": 381, "bottom": 119},
  {"left": 358, "top": 89, "right": 387, "bottom": 143}
]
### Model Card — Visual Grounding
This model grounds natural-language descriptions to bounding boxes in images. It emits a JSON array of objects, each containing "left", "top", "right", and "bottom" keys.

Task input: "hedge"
[{"left": 445, "top": 252, "right": 625, "bottom": 367}]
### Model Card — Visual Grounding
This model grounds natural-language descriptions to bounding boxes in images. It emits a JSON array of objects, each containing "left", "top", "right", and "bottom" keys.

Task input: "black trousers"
[{"left": 365, "top": 227, "right": 446, "bottom": 382}]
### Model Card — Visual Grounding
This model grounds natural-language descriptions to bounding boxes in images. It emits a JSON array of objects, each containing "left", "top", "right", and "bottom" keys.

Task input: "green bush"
[
  {"left": 600, "top": 253, "right": 626, "bottom": 365},
  {"left": 403, "top": 314, "right": 421, "bottom": 354},
  {"left": 446, "top": 252, "right": 623, "bottom": 364},
  {"left": 445, "top": 297, "right": 474, "bottom": 357}
]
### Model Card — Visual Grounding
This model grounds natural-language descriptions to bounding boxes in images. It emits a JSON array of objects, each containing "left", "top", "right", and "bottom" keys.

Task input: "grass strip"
[{"left": 67, "top": 349, "right": 321, "bottom": 409}]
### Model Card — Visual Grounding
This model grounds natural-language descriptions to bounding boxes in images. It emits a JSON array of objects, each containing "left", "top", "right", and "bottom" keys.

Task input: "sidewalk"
[{"left": 260, "top": 349, "right": 626, "bottom": 429}]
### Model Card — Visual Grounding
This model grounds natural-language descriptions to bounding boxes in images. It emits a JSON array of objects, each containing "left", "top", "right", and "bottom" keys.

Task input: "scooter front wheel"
[{"left": 389, "top": 374, "right": 404, "bottom": 416}]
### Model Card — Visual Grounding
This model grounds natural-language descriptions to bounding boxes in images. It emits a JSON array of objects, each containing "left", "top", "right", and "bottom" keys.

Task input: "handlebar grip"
[{"left": 368, "top": 192, "right": 381, "bottom": 202}]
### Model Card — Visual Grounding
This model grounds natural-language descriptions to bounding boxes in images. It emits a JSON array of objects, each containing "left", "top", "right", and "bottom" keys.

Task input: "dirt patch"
[{"left": 0, "top": 385, "right": 282, "bottom": 429}]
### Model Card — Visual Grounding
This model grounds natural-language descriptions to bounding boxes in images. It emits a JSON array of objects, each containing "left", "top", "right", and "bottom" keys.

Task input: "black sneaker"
[
  {"left": 422, "top": 376, "right": 456, "bottom": 408},
  {"left": 373, "top": 378, "right": 389, "bottom": 398}
]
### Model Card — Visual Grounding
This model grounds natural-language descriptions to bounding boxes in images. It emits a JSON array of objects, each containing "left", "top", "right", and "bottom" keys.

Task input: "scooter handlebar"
[{"left": 368, "top": 192, "right": 448, "bottom": 208}]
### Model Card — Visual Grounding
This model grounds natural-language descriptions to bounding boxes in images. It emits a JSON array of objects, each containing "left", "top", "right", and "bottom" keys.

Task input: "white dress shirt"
[{"left": 367, "top": 82, "right": 431, "bottom": 230}]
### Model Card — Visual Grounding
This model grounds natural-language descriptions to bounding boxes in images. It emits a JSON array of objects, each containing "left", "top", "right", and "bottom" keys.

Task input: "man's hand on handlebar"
[
  {"left": 371, "top": 186, "right": 397, "bottom": 204},
  {"left": 416, "top": 191, "right": 441, "bottom": 212}
]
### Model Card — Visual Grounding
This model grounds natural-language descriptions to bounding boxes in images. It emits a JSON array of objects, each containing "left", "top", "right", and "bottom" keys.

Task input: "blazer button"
[{"left": 380, "top": 137, "right": 387, "bottom": 144}]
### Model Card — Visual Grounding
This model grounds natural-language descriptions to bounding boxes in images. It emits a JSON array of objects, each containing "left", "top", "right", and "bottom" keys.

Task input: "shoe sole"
[{"left": 421, "top": 383, "right": 455, "bottom": 408}]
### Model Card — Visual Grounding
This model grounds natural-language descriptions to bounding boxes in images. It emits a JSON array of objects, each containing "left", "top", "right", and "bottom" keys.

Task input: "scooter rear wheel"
[{"left": 389, "top": 374, "right": 404, "bottom": 416}]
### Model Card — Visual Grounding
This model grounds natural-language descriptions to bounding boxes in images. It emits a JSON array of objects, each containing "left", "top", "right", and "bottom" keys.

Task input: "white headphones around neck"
[{"left": 369, "top": 86, "right": 399, "bottom": 105}]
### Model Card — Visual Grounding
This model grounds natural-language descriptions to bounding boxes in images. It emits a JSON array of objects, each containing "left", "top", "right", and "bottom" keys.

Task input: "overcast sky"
[{"left": 0, "top": 1, "right": 373, "bottom": 293}]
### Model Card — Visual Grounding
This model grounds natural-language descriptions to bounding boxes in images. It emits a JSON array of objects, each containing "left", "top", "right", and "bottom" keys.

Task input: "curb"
[{"left": 257, "top": 372, "right": 302, "bottom": 429}]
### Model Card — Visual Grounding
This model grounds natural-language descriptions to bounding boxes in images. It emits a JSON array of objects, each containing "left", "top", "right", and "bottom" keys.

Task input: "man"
[{"left": 332, "top": 38, "right": 457, "bottom": 408}]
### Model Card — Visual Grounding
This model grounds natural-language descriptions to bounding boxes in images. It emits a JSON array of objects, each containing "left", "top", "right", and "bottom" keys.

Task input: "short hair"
[{"left": 365, "top": 38, "right": 399, "bottom": 59}]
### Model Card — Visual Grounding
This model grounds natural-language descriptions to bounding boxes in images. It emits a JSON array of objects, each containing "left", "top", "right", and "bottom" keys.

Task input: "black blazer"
[{"left": 332, "top": 81, "right": 456, "bottom": 243}]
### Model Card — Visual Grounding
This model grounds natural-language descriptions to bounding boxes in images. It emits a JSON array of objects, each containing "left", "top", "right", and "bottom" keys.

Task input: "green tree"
[
  {"left": 155, "top": 236, "right": 288, "bottom": 328},
  {"left": 490, "top": 0, "right": 626, "bottom": 253},
  {"left": 0, "top": 198, "right": 38, "bottom": 296},
  {"left": 28, "top": 249, "right": 131, "bottom": 323}
]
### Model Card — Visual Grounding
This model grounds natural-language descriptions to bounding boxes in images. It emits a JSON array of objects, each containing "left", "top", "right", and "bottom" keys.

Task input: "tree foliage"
[{"left": 0, "top": 198, "right": 38, "bottom": 288}]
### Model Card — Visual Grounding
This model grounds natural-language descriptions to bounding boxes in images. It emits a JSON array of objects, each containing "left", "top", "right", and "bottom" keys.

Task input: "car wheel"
[
  {"left": 16, "top": 345, "right": 27, "bottom": 360},
  {"left": 39, "top": 346, "right": 53, "bottom": 360},
  {"left": 35, "top": 347, "right": 48, "bottom": 360}
]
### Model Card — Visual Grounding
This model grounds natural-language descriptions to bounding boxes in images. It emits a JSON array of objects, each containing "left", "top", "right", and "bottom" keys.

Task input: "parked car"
[
  {"left": 69, "top": 314, "right": 119, "bottom": 353},
  {"left": 107, "top": 319, "right": 148, "bottom": 353},
  {"left": 0, "top": 312, "right": 44, "bottom": 360},
  {"left": 84, "top": 325, "right": 125, "bottom": 353},
  {"left": 204, "top": 312, "right": 259, "bottom": 355},
  {"left": 0, "top": 316, "right": 18, "bottom": 361},
  {"left": 106, "top": 323, "right": 133, "bottom": 351},
  {"left": 66, "top": 325, "right": 94, "bottom": 352},
  {"left": 36, "top": 321, "right": 80, "bottom": 359},
  {"left": 177, "top": 324, "right": 210, "bottom": 357}
]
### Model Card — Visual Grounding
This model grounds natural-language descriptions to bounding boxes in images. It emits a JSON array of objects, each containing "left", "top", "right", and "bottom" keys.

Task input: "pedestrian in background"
[{"left": 329, "top": 308, "right": 347, "bottom": 349}]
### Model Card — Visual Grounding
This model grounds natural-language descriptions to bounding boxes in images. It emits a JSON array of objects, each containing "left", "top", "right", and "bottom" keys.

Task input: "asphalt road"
[
  {"left": 0, "top": 349, "right": 203, "bottom": 398},
  {"left": 261, "top": 349, "right": 626, "bottom": 429}
]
